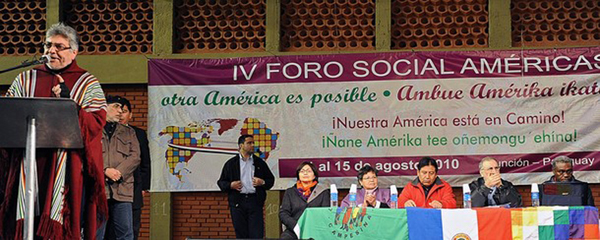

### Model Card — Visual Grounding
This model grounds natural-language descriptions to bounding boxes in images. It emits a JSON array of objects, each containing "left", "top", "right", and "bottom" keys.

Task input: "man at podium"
[{"left": 0, "top": 23, "right": 108, "bottom": 240}]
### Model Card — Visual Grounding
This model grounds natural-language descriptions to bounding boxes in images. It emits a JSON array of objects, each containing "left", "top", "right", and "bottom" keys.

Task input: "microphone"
[
  {"left": 36, "top": 55, "right": 50, "bottom": 64},
  {"left": 0, "top": 55, "right": 51, "bottom": 74}
]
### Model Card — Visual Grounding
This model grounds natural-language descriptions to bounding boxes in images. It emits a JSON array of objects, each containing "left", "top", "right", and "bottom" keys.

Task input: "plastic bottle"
[
  {"left": 349, "top": 184, "right": 357, "bottom": 208},
  {"left": 531, "top": 183, "right": 540, "bottom": 207},
  {"left": 462, "top": 183, "right": 471, "bottom": 208},
  {"left": 330, "top": 184, "right": 338, "bottom": 208},
  {"left": 390, "top": 185, "right": 398, "bottom": 209}
]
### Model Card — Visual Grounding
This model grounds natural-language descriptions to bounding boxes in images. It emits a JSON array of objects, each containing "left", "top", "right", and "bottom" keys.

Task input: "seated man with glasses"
[
  {"left": 468, "top": 157, "right": 522, "bottom": 207},
  {"left": 541, "top": 156, "right": 595, "bottom": 206},
  {"left": 341, "top": 165, "right": 391, "bottom": 208}
]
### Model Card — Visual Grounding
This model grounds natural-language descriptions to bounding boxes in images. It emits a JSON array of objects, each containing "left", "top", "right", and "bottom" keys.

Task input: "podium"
[{"left": 0, "top": 97, "right": 83, "bottom": 240}]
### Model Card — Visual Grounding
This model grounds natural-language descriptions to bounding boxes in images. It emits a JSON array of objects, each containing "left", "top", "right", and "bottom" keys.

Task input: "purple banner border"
[
  {"left": 278, "top": 151, "right": 600, "bottom": 178},
  {"left": 149, "top": 46, "right": 600, "bottom": 86}
]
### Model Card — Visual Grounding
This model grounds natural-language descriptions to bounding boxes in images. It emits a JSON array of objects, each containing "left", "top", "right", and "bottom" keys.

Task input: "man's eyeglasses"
[
  {"left": 556, "top": 169, "right": 573, "bottom": 175},
  {"left": 44, "top": 42, "right": 72, "bottom": 51},
  {"left": 362, "top": 176, "right": 377, "bottom": 181},
  {"left": 483, "top": 166, "right": 501, "bottom": 172}
]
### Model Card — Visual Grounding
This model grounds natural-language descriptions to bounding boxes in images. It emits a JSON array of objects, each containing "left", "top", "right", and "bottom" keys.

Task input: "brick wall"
[
  {"left": 102, "top": 84, "right": 149, "bottom": 129},
  {"left": 172, "top": 192, "right": 235, "bottom": 240}
]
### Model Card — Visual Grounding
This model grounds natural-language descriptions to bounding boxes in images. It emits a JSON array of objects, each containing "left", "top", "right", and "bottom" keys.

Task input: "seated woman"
[
  {"left": 398, "top": 157, "right": 456, "bottom": 209},
  {"left": 341, "top": 165, "right": 391, "bottom": 208},
  {"left": 279, "top": 161, "right": 330, "bottom": 239}
]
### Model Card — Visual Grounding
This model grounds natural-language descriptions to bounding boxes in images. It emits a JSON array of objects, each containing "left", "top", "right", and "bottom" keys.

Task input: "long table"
[{"left": 294, "top": 206, "right": 600, "bottom": 240}]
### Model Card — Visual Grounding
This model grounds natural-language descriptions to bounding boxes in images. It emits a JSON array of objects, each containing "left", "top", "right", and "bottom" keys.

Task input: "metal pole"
[{"left": 24, "top": 117, "right": 36, "bottom": 240}]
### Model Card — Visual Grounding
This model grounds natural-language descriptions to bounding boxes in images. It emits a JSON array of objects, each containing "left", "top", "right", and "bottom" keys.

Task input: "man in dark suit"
[
  {"left": 217, "top": 135, "right": 275, "bottom": 238},
  {"left": 469, "top": 157, "right": 522, "bottom": 207},
  {"left": 119, "top": 97, "right": 151, "bottom": 240}
]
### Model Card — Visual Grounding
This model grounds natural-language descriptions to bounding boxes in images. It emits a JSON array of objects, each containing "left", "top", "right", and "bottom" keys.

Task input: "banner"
[{"left": 149, "top": 47, "right": 600, "bottom": 191}]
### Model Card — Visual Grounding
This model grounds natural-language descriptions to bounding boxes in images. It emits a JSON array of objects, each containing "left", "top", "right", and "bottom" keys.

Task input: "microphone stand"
[{"left": 0, "top": 58, "right": 47, "bottom": 74}]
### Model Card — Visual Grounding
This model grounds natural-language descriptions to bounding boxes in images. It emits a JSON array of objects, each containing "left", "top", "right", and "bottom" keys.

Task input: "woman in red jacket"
[{"left": 398, "top": 157, "right": 457, "bottom": 208}]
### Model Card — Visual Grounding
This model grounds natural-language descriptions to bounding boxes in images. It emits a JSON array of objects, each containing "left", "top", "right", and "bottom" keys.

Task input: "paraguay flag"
[
  {"left": 405, "top": 206, "right": 599, "bottom": 240},
  {"left": 407, "top": 208, "right": 479, "bottom": 240}
]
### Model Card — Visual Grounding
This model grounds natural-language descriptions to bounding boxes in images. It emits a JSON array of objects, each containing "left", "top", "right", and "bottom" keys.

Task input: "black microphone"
[
  {"left": 37, "top": 55, "right": 50, "bottom": 64},
  {"left": 0, "top": 55, "right": 51, "bottom": 74},
  {"left": 30, "top": 55, "right": 50, "bottom": 65}
]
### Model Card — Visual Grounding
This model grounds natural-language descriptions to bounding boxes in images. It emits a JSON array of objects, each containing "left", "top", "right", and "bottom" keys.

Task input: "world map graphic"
[{"left": 159, "top": 118, "right": 279, "bottom": 181}]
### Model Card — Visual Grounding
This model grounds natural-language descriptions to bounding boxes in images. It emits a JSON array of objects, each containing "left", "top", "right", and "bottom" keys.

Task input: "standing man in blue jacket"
[{"left": 217, "top": 134, "right": 275, "bottom": 238}]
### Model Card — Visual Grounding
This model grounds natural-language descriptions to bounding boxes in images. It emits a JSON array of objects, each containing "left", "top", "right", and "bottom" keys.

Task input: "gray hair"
[
  {"left": 551, "top": 156, "right": 573, "bottom": 169},
  {"left": 479, "top": 156, "right": 497, "bottom": 170},
  {"left": 46, "top": 23, "right": 79, "bottom": 52}
]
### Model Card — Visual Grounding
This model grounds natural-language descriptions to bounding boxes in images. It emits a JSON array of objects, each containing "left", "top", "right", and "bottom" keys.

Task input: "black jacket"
[
  {"left": 469, "top": 177, "right": 522, "bottom": 207},
  {"left": 279, "top": 183, "right": 330, "bottom": 239},
  {"left": 132, "top": 126, "right": 151, "bottom": 209},
  {"left": 542, "top": 176, "right": 595, "bottom": 206},
  {"left": 217, "top": 154, "right": 275, "bottom": 206}
]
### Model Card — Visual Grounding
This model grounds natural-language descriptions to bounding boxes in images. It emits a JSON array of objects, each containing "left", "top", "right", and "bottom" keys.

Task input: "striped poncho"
[{"left": 0, "top": 61, "right": 108, "bottom": 240}]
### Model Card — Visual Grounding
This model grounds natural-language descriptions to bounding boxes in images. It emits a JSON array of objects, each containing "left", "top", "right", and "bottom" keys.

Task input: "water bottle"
[
  {"left": 349, "top": 184, "right": 357, "bottom": 208},
  {"left": 330, "top": 184, "right": 338, "bottom": 208},
  {"left": 462, "top": 184, "right": 471, "bottom": 208},
  {"left": 390, "top": 185, "right": 398, "bottom": 209},
  {"left": 531, "top": 183, "right": 540, "bottom": 207}
]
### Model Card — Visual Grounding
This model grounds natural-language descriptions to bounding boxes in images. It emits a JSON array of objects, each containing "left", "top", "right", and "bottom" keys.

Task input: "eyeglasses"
[
  {"left": 362, "top": 176, "right": 377, "bottom": 181},
  {"left": 482, "top": 166, "right": 501, "bottom": 172},
  {"left": 556, "top": 169, "right": 573, "bottom": 175},
  {"left": 44, "top": 42, "right": 72, "bottom": 51},
  {"left": 299, "top": 169, "right": 313, "bottom": 174}
]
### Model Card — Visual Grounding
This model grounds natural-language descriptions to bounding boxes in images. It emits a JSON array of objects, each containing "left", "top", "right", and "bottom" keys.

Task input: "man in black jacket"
[
  {"left": 469, "top": 157, "right": 522, "bottom": 207},
  {"left": 118, "top": 97, "right": 151, "bottom": 240},
  {"left": 217, "top": 134, "right": 275, "bottom": 238}
]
